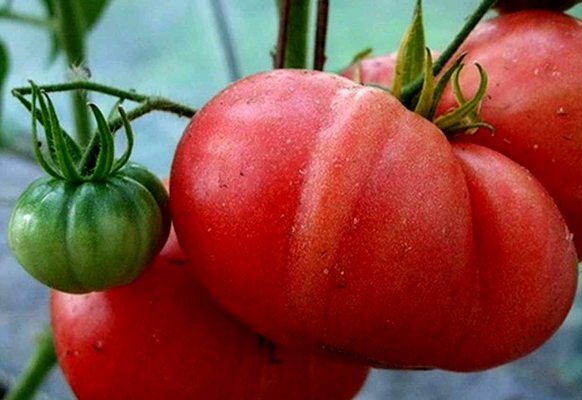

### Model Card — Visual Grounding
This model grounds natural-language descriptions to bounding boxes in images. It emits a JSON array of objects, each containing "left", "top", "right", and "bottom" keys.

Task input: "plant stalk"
[
  {"left": 313, "top": 0, "right": 329, "bottom": 71},
  {"left": 53, "top": 0, "right": 92, "bottom": 146},
  {"left": 275, "top": 0, "right": 311, "bottom": 69},
  {"left": 3, "top": 326, "right": 57, "bottom": 400}
]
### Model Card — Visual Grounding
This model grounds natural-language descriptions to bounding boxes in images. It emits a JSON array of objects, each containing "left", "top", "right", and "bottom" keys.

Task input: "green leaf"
[
  {"left": 391, "top": 0, "right": 425, "bottom": 100},
  {"left": 38, "top": 0, "right": 111, "bottom": 62}
]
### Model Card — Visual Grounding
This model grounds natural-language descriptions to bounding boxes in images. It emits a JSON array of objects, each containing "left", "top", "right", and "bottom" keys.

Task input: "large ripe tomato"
[
  {"left": 170, "top": 69, "right": 578, "bottom": 371},
  {"left": 435, "top": 10, "right": 582, "bottom": 256},
  {"left": 51, "top": 228, "right": 369, "bottom": 400}
]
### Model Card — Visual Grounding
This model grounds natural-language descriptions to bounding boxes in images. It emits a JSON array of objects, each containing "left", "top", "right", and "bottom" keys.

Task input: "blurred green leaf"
[
  {"left": 79, "top": 0, "right": 112, "bottom": 29},
  {"left": 0, "top": 39, "right": 9, "bottom": 118},
  {"left": 37, "top": 0, "right": 111, "bottom": 62}
]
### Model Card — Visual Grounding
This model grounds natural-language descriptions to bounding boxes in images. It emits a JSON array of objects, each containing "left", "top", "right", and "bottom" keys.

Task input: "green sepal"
[
  {"left": 413, "top": 48, "right": 435, "bottom": 118},
  {"left": 391, "top": 0, "right": 425, "bottom": 100},
  {"left": 42, "top": 91, "right": 83, "bottom": 182},
  {"left": 433, "top": 63, "right": 494, "bottom": 133},
  {"left": 29, "top": 84, "right": 62, "bottom": 180},
  {"left": 428, "top": 54, "right": 466, "bottom": 121},
  {"left": 110, "top": 107, "right": 134, "bottom": 175},
  {"left": 86, "top": 103, "right": 115, "bottom": 181},
  {"left": 22, "top": 81, "right": 82, "bottom": 167}
]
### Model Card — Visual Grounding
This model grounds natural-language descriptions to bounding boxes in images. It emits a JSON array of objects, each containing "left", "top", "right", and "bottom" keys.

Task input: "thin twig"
[
  {"left": 274, "top": 0, "right": 291, "bottom": 68},
  {"left": 313, "top": 0, "right": 329, "bottom": 71},
  {"left": 208, "top": 0, "right": 242, "bottom": 82}
]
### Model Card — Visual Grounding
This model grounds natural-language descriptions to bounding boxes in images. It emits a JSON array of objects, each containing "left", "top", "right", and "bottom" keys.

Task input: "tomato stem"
[
  {"left": 3, "top": 326, "right": 57, "bottom": 400},
  {"left": 0, "top": 7, "right": 53, "bottom": 29},
  {"left": 400, "top": 0, "right": 497, "bottom": 106},
  {"left": 275, "top": 0, "right": 311, "bottom": 69},
  {"left": 53, "top": 0, "right": 92, "bottom": 147},
  {"left": 313, "top": 0, "right": 330, "bottom": 71}
]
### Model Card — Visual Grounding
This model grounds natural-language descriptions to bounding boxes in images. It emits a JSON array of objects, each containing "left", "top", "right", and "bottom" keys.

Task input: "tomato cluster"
[{"left": 39, "top": 4, "right": 581, "bottom": 400}]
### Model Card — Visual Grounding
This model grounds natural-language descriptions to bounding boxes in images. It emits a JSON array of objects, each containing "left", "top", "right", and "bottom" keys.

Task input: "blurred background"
[{"left": 1, "top": 0, "right": 582, "bottom": 398}]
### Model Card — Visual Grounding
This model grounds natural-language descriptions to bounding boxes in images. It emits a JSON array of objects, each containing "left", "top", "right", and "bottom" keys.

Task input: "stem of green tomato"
[
  {"left": 3, "top": 326, "right": 57, "bottom": 400},
  {"left": 275, "top": 0, "right": 311, "bottom": 69},
  {"left": 400, "top": 0, "right": 497, "bottom": 106},
  {"left": 53, "top": 0, "right": 92, "bottom": 147}
]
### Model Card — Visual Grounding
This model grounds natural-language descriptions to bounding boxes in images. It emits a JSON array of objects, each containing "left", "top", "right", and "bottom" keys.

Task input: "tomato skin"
[
  {"left": 170, "top": 69, "right": 578, "bottom": 371},
  {"left": 8, "top": 162, "right": 170, "bottom": 293},
  {"left": 51, "top": 232, "right": 369, "bottom": 400},
  {"left": 435, "top": 10, "right": 582, "bottom": 257}
]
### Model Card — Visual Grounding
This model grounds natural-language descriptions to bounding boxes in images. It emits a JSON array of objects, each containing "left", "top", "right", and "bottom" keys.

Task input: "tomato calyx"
[
  {"left": 28, "top": 81, "right": 134, "bottom": 184},
  {"left": 349, "top": 0, "right": 494, "bottom": 135}
]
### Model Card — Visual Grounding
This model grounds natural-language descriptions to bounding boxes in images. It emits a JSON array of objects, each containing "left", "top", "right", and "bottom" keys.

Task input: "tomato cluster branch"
[
  {"left": 12, "top": 81, "right": 197, "bottom": 124},
  {"left": 3, "top": 326, "right": 56, "bottom": 400}
]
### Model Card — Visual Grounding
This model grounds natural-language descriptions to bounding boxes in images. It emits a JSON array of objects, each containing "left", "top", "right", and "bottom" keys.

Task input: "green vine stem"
[
  {"left": 53, "top": 0, "right": 92, "bottom": 146},
  {"left": 12, "top": 81, "right": 197, "bottom": 126},
  {"left": 0, "top": 7, "right": 53, "bottom": 29},
  {"left": 400, "top": 0, "right": 497, "bottom": 106},
  {"left": 3, "top": 326, "right": 57, "bottom": 400},
  {"left": 275, "top": 0, "right": 311, "bottom": 69}
]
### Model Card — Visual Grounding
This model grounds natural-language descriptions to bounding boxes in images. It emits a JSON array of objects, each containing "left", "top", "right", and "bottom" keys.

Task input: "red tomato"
[
  {"left": 51, "top": 230, "right": 369, "bottom": 400},
  {"left": 170, "top": 69, "right": 578, "bottom": 372},
  {"left": 435, "top": 10, "right": 582, "bottom": 257}
]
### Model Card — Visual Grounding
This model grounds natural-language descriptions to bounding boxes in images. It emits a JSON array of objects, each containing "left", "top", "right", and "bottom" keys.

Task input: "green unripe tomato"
[{"left": 8, "top": 163, "right": 170, "bottom": 293}]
